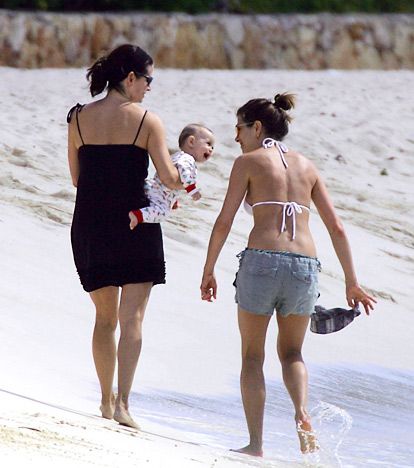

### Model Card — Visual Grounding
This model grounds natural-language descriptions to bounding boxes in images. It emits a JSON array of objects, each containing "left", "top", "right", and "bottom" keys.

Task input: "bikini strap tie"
[
  {"left": 281, "top": 202, "right": 304, "bottom": 240},
  {"left": 262, "top": 138, "right": 289, "bottom": 168}
]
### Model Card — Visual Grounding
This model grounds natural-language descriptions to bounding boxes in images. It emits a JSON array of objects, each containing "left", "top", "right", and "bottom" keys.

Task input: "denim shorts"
[{"left": 234, "top": 248, "right": 321, "bottom": 317}]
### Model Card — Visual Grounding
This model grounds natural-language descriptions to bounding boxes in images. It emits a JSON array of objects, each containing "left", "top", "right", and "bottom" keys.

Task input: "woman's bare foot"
[
  {"left": 114, "top": 401, "right": 140, "bottom": 430},
  {"left": 99, "top": 393, "right": 115, "bottom": 420},
  {"left": 230, "top": 445, "right": 263, "bottom": 457},
  {"left": 296, "top": 418, "right": 319, "bottom": 454},
  {"left": 129, "top": 212, "right": 138, "bottom": 230}
]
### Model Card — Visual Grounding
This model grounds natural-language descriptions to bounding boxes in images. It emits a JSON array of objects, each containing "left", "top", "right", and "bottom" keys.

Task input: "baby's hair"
[
  {"left": 178, "top": 123, "right": 213, "bottom": 149},
  {"left": 237, "top": 92, "right": 296, "bottom": 140}
]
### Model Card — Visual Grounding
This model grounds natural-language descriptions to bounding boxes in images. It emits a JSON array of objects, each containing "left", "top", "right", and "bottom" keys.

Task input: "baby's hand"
[{"left": 191, "top": 191, "right": 202, "bottom": 201}]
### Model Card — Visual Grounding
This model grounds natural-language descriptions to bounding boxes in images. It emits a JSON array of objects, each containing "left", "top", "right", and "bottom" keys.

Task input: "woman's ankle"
[{"left": 295, "top": 408, "right": 310, "bottom": 424}]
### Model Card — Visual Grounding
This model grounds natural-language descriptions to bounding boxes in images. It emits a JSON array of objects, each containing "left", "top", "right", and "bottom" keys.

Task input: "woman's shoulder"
[
  {"left": 287, "top": 150, "right": 319, "bottom": 185},
  {"left": 142, "top": 109, "right": 161, "bottom": 124},
  {"left": 66, "top": 100, "right": 102, "bottom": 123},
  {"left": 231, "top": 154, "right": 256, "bottom": 175},
  {"left": 140, "top": 110, "right": 165, "bottom": 132},
  {"left": 241, "top": 148, "right": 271, "bottom": 166},
  {"left": 289, "top": 149, "right": 318, "bottom": 171},
  {"left": 239, "top": 147, "right": 263, "bottom": 159},
  {"left": 66, "top": 103, "right": 85, "bottom": 123}
]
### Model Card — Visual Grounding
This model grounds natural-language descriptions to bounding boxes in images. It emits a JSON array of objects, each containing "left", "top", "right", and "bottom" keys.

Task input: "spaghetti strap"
[
  {"left": 75, "top": 107, "right": 85, "bottom": 146},
  {"left": 132, "top": 110, "right": 148, "bottom": 145},
  {"left": 67, "top": 103, "right": 85, "bottom": 145}
]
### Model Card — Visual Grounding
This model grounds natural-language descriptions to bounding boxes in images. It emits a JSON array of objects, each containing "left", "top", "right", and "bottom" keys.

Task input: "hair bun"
[{"left": 273, "top": 92, "right": 295, "bottom": 111}]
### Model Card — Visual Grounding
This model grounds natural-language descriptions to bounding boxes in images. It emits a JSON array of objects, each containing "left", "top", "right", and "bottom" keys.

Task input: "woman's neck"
[{"left": 106, "top": 88, "right": 132, "bottom": 105}]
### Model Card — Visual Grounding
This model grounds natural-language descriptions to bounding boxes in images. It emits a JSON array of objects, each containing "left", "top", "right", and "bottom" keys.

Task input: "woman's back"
[
  {"left": 245, "top": 146, "right": 318, "bottom": 256},
  {"left": 73, "top": 99, "right": 150, "bottom": 149}
]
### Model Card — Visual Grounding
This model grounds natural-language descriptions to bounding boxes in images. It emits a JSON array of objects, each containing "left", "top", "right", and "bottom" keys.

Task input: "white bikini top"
[{"left": 243, "top": 138, "right": 310, "bottom": 240}]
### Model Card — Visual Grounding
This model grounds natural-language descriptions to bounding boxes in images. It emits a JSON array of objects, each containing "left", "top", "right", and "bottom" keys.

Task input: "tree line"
[{"left": 0, "top": 0, "right": 412, "bottom": 13}]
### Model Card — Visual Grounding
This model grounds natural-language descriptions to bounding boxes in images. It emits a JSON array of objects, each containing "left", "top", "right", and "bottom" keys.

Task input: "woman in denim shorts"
[{"left": 201, "top": 93, "right": 375, "bottom": 456}]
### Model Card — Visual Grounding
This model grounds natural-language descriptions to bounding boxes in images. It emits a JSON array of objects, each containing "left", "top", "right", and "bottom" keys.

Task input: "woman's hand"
[
  {"left": 346, "top": 283, "right": 377, "bottom": 315},
  {"left": 200, "top": 270, "right": 217, "bottom": 302}
]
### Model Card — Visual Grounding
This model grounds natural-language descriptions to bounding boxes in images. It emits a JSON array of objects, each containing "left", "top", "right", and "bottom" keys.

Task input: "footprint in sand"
[
  {"left": 11, "top": 148, "right": 26, "bottom": 157},
  {"left": 51, "top": 189, "right": 75, "bottom": 201}
]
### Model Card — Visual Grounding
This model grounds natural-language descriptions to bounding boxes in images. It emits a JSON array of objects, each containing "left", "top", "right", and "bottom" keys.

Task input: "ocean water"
[{"left": 129, "top": 364, "right": 414, "bottom": 467}]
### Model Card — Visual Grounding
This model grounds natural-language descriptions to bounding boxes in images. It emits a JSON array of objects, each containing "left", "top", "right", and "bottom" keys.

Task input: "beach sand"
[{"left": 0, "top": 68, "right": 413, "bottom": 467}]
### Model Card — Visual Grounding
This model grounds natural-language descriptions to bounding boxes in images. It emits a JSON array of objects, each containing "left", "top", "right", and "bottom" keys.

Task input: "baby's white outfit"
[{"left": 137, "top": 150, "right": 199, "bottom": 223}]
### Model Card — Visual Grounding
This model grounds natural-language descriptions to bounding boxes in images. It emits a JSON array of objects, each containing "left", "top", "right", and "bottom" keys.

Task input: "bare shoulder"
[
  {"left": 67, "top": 102, "right": 84, "bottom": 125},
  {"left": 232, "top": 154, "right": 249, "bottom": 170},
  {"left": 142, "top": 110, "right": 164, "bottom": 130},
  {"left": 229, "top": 154, "right": 258, "bottom": 183},
  {"left": 240, "top": 149, "right": 273, "bottom": 172},
  {"left": 79, "top": 99, "right": 105, "bottom": 115},
  {"left": 290, "top": 149, "right": 319, "bottom": 174},
  {"left": 67, "top": 99, "right": 103, "bottom": 125},
  {"left": 240, "top": 149, "right": 265, "bottom": 165},
  {"left": 142, "top": 111, "right": 165, "bottom": 139}
]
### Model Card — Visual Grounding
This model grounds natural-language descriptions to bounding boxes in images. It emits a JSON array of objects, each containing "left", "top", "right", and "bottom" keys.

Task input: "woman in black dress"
[{"left": 67, "top": 44, "right": 180, "bottom": 428}]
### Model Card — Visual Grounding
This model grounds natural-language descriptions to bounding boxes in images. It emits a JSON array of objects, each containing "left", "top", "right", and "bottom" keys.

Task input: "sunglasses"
[
  {"left": 134, "top": 72, "right": 153, "bottom": 86},
  {"left": 235, "top": 121, "right": 254, "bottom": 135}
]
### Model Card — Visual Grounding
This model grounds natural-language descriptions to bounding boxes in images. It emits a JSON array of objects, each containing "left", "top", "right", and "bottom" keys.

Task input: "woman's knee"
[
  {"left": 119, "top": 317, "right": 143, "bottom": 339},
  {"left": 278, "top": 348, "right": 303, "bottom": 365},
  {"left": 95, "top": 318, "right": 118, "bottom": 333},
  {"left": 95, "top": 309, "right": 118, "bottom": 331},
  {"left": 242, "top": 349, "right": 265, "bottom": 370}
]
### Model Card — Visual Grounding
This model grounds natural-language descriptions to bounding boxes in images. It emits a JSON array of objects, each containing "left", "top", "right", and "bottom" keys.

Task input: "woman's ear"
[
  {"left": 254, "top": 120, "right": 262, "bottom": 138},
  {"left": 127, "top": 71, "right": 135, "bottom": 83}
]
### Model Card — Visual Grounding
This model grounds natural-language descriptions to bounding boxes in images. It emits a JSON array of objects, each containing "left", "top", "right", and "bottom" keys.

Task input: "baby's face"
[{"left": 191, "top": 129, "right": 215, "bottom": 163}]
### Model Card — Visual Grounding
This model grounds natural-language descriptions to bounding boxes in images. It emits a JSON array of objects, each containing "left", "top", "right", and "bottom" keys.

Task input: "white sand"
[{"left": 0, "top": 68, "right": 413, "bottom": 467}]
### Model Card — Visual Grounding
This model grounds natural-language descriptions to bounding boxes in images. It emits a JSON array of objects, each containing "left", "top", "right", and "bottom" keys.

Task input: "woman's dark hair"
[
  {"left": 86, "top": 44, "right": 153, "bottom": 97},
  {"left": 237, "top": 93, "right": 295, "bottom": 140}
]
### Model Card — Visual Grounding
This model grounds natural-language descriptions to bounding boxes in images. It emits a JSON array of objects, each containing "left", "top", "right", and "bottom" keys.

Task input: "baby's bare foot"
[
  {"left": 100, "top": 393, "right": 115, "bottom": 420},
  {"left": 230, "top": 445, "right": 263, "bottom": 457},
  {"left": 129, "top": 212, "right": 138, "bottom": 230},
  {"left": 296, "top": 419, "right": 319, "bottom": 454},
  {"left": 114, "top": 406, "right": 140, "bottom": 430}
]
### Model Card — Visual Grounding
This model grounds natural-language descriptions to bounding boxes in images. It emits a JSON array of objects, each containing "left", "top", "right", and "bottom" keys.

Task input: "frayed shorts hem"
[{"left": 236, "top": 300, "right": 315, "bottom": 317}]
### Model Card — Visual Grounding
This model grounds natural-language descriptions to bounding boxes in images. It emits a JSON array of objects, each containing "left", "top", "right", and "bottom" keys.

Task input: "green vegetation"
[{"left": 0, "top": 0, "right": 413, "bottom": 13}]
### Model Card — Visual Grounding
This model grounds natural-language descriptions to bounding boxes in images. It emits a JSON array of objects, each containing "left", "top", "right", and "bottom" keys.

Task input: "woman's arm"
[
  {"left": 311, "top": 169, "right": 376, "bottom": 314},
  {"left": 201, "top": 156, "right": 249, "bottom": 302},
  {"left": 146, "top": 113, "right": 181, "bottom": 189},
  {"left": 68, "top": 120, "right": 80, "bottom": 187}
]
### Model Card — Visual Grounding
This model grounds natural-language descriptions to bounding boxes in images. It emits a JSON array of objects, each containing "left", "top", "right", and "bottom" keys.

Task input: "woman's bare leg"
[
  {"left": 232, "top": 307, "right": 271, "bottom": 457},
  {"left": 90, "top": 286, "right": 119, "bottom": 419},
  {"left": 114, "top": 282, "right": 152, "bottom": 429},
  {"left": 276, "top": 313, "right": 318, "bottom": 453}
]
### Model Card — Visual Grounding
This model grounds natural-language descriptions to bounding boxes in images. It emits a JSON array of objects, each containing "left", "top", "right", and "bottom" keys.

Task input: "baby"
[{"left": 129, "top": 123, "right": 214, "bottom": 228}]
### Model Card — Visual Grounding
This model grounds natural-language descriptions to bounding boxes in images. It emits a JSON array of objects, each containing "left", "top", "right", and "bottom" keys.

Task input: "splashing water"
[
  {"left": 302, "top": 401, "right": 353, "bottom": 467},
  {"left": 297, "top": 420, "right": 321, "bottom": 464}
]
